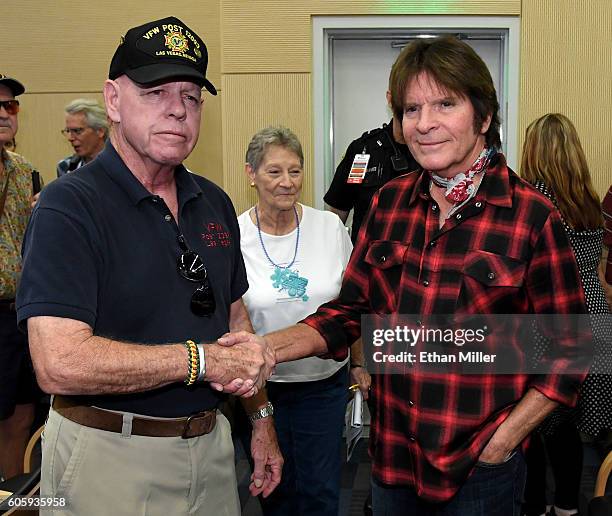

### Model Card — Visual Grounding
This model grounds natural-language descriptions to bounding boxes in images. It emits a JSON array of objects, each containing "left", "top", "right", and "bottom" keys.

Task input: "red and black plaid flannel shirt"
[{"left": 303, "top": 153, "right": 588, "bottom": 503}]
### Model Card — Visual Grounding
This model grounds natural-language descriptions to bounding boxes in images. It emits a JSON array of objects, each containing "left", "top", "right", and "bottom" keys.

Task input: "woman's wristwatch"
[
  {"left": 249, "top": 401, "right": 274, "bottom": 422},
  {"left": 350, "top": 363, "right": 364, "bottom": 368}
]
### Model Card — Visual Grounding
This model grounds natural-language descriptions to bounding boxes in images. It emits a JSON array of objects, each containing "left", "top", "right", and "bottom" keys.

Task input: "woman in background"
[
  {"left": 521, "top": 113, "right": 612, "bottom": 516},
  {"left": 601, "top": 185, "right": 612, "bottom": 309},
  {"left": 238, "top": 126, "right": 366, "bottom": 516}
]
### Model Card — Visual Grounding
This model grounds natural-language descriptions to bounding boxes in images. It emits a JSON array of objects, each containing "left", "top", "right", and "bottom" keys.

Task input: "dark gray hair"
[
  {"left": 65, "top": 98, "right": 109, "bottom": 137},
  {"left": 245, "top": 126, "right": 304, "bottom": 171}
]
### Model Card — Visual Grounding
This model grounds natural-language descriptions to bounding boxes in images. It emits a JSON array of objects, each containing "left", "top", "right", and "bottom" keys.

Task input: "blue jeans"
[
  {"left": 260, "top": 366, "right": 349, "bottom": 516},
  {"left": 371, "top": 450, "right": 526, "bottom": 516}
]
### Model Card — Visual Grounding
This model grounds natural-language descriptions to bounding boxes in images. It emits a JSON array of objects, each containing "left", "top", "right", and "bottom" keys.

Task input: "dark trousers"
[
  {"left": 259, "top": 366, "right": 349, "bottom": 516},
  {"left": 523, "top": 423, "right": 583, "bottom": 514},
  {"left": 371, "top": 450, "right": 526, "bottom": 516},
  {"left": 0, "top": 310, "right": 40, "bottom": 420}
]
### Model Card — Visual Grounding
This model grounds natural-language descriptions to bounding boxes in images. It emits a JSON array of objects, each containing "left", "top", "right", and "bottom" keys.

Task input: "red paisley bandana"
[{"left": 430, "top": 147, "right": 495, "bottom": 204}]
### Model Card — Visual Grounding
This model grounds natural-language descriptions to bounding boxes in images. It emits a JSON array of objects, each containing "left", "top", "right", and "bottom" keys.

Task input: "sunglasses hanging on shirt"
[{"left": 176, "top": 234, "right": 216, "bottom": 317}]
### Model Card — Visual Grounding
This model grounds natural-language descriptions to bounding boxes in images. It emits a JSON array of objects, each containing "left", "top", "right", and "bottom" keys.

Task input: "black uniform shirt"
[
  {"left": 17, "top": 142, "right": 248, "bottom": 417},
  {"left": 324, "top": 121, "right": 418, "bottom": 243}
]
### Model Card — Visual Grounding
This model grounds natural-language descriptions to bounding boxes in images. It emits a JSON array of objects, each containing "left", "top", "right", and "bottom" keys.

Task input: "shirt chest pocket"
[
  {"left": 364, "top": 240, "right": 409, "bottom": 313},
  {"left": 459, "top": 250, "right": 527, "bottom": 311}
]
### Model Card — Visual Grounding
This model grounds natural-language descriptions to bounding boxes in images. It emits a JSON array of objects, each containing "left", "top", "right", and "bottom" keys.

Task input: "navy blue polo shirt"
[{"left": 17, "top": 142, "right": 248, "bottom": 417}]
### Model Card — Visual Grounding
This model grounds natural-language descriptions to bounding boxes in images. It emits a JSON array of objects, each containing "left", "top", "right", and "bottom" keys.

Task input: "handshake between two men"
[{"left": 205, "top": 324, "right": 328, "bottom": 397}]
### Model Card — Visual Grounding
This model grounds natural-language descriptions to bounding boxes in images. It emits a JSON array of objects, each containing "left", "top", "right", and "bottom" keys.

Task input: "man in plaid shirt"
[{"left": 220, "top": 37, "right": 589, "bottom": 515}]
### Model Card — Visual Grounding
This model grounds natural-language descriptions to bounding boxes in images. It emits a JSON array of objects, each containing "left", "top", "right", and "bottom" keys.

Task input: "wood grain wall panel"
[
  {"left": 222, "top": 74, "right": 312, "bottom": 215},
  {"left": 221, "top": 0, "right": 521, "bottom": 73},
  {"left": 185, "top": 92, "right": 224, "bottom": 187},
  {"left": 520, "top": 0, "right": 612, "bottom": 198},
  {"left": 4, "top": 1, "right": 221, "bottom": 93},
  {"left": 3, "top": 1, "right": 221, "bottom": 187}
]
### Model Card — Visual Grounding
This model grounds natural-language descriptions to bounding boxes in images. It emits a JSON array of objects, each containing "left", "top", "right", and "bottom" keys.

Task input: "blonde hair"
[{"left": 520, "top": 113, "right": 602, "bottom": 230}]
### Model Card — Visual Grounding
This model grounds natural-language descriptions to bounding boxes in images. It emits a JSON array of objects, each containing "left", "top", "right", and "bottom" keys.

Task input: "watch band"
[
  {"left": 196, "top": 343, "right": 206, "bottom": 382},
  {"left": 249, "top": 401, "right": 274, "bottom": 422}
]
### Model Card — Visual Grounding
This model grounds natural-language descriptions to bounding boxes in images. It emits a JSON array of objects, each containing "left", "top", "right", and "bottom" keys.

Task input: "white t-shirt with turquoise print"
[{"left": 238, "top": 204, "right": 352, "bottom": 382}]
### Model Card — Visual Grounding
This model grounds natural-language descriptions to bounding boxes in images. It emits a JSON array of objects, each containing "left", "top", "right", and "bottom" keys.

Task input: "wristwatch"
[{"left": 249, "top": 401, "right": 274, "bottom": 422}]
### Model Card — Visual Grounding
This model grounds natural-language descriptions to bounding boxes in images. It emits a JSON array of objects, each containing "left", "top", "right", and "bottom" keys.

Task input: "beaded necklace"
[
  {"left": 255, "top": 204, "right": 300, "bottom": 270},
  {"left": 254, "top": 205, "right": 309, "bottom": 301}
]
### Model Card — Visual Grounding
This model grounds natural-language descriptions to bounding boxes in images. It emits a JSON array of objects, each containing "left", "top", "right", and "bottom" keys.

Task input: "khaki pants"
[{"left": 40, "top": 407, "right": 240, "bottom": 516}]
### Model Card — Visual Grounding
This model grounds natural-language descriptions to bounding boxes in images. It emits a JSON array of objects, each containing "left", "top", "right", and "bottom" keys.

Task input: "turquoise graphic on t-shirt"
[{"left": 271, "top": 267, "right": 309, "bottom": 302}]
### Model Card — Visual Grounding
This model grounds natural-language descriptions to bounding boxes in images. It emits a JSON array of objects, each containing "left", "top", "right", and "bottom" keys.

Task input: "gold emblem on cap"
[{"left": 164, "top": 31, "right": 189, "bottom": 53}]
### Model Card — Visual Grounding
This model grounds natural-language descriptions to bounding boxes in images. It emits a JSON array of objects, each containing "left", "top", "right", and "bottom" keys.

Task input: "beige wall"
[
  {"left": 3, "top": 1, "right": 611, "bottom": 208},
  {"left": 519, "top": 0, "right": 612, "bottom": 198}
]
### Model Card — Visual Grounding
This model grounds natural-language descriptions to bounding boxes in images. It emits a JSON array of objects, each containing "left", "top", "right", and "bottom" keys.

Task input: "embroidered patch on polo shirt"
[{"left": 201, "top": 222, "right": 231, "bottom": 247}]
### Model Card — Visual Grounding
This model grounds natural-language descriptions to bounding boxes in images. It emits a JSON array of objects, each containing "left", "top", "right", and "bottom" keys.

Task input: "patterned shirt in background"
[
  {"left": 602, "top": 184, "right": 612, "bottom": 283},
  {"left": 0, "top": 149, "right": 34, "bottom": 299},
  {"left": 302, "top": 153, "right": 588, "bottom": 503}
]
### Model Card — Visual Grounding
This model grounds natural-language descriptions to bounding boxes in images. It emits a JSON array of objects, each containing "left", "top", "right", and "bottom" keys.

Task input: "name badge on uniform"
[{"left": 347, "top": 154, "right": 370, "bottom": 184}]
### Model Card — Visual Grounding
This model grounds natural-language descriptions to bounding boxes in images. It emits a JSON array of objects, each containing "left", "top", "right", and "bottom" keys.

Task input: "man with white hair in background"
[{"left": 56, "top": 98, "right": 108, "bottom": 176}]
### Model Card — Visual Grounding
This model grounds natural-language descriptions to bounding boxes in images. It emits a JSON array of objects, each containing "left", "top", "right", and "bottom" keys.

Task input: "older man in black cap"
[
  {"left": 17, "top": 17, "right": 280, "bottom": 515},
  {"left": 0, "top": 74, "right": 41, "bottom": 482}
]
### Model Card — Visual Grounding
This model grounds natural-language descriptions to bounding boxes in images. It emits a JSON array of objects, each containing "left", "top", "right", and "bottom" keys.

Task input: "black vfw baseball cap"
[{"left": 109, "top": 16, "right": 217, "bottom": 95}]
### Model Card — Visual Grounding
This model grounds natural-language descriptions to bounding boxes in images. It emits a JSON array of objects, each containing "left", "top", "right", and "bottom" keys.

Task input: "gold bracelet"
[{"left": 184, "top": 340, "right": 199, "bottom": 386}]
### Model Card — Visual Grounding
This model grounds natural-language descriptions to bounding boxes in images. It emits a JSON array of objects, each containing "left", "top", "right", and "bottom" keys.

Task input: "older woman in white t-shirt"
[{"left": 237, "top": 126, "right": 366, "bottom": 516}]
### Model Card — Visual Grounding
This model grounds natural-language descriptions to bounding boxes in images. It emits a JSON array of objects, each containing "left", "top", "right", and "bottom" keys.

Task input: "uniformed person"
[{"left": 324, "top": 111, "right": 419, "bottom": 243}]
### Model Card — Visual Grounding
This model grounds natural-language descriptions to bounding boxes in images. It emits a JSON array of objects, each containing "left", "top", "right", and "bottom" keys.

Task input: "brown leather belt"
[{"left": 52, "top": 395, "right": 216, "bottom": 439}]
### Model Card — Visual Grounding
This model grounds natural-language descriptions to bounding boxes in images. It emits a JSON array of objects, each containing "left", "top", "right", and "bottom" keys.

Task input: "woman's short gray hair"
[
  {"left": 65, "top": 98, "right": 109, "bottom": 137},
  {"left": 245, "top": 126, "right": 304, "bottom": 172}
]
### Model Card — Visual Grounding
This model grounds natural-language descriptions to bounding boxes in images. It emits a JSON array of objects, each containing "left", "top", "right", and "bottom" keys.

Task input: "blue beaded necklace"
[
  {"left": 254, "top": 205, "right": 309, "bottom": 301},
  {"left": 254, "top": 204, "right": 300, "bottom": 269}
]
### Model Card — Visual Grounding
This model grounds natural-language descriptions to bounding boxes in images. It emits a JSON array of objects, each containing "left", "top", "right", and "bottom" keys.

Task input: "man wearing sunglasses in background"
[
  {"left": 16, "top": 17, "right": 279, "bottom": 515},
  {"left": 56, "top": 98, "right": 108, "bottom": 177},
  {"left": 0, "top": 74, "right": 41, "bottom": 482}
]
